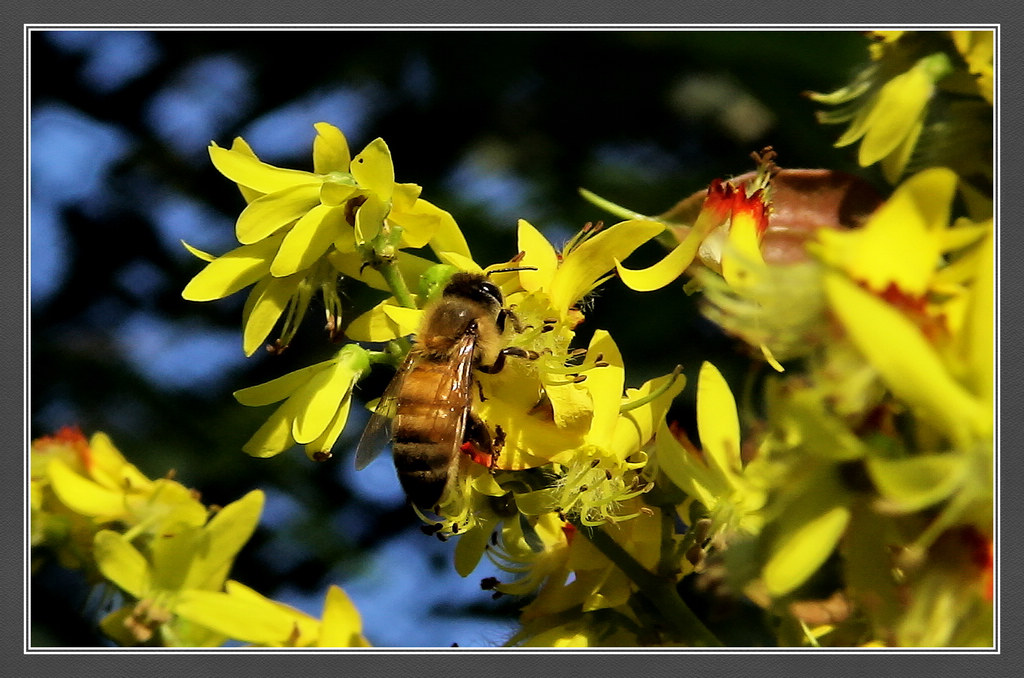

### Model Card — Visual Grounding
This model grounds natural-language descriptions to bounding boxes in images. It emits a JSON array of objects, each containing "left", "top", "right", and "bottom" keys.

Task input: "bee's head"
[{"left": 443, "top": 272, "right": 504, "bottom": 311}]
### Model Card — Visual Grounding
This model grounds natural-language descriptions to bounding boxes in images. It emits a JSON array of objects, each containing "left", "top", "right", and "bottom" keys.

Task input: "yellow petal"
[
  {"left": 383, "top": 304, "right": 425, "bottom": 335},
  {"left": 317, "top": 585, "right": 369, "bottom": 647},
  {"left": 241, "top": 397, "right": 302, "bottom": 458},
  {"left": 696, "top": 362, "right": 743, "bottom": 482},
  {"left": 436, "top": 250, "right": 484, "bottom": 274},
  {"left": 181, "top": 234, "right": 283, "bottom": 302},
  {"left": 825, "top": 272, "right": 989, "bottom": 446},
  {"left": 353, "top": 193, "right": 389, "bottom": 244},
  {"left": 454, "top": 517, "right": 500, "bottom": 578},
  {"left": 312, "top": 122, "right": 351, "bottom": 174},
  {"left": 550, "top": 219, "right": 664, "bottom": 317},
  {"left": 292, "top": 362, "right": 353, "bottom": 444},
  {"left": 228, "top": 137, "right": 265, "bottom": 204},
  {"left": 610, "top": 370, "right": 686, "bottom": 462},
  {"left": 270, "top": 204, "right": 346, "bottom": 276},
  {"left": 655, "top": 418, "right": 723, "bottom": 508},
  {"left": 351, "top": 138, "right": 395, "bottom": 202},
  {"left": 815, "top": 167, "right": 956, "bottom": 296},
  {"left": 241, "top": 274, "right": 303, "bottom": 357},
  {"left": 428, "top": 209, "right": 472, "bottom": 260},
  {"left": 48, "top": 458, "right": 126, "bottom": 517},
  {"left": 345, "top": 299, "right": 414, "bottom": 342},
  {"left": 94, "top": 530, "right": 150, "bottom": 598},
  {"left": 763, "top": 500, "right": 851, "bottom": 597},
  {"left": 181, "top": 240, "right": 215, "bottom": 262},
  {"left": 175, "top": 589, "right": 306, "bottom": 645},
  {"left": 582, "top": 330, "right": 625, "bottom": 445},
  {"left": 866, "top": 453, "right": 969, "bottom": 512},
  {"left": 517, "top": 219, "right": 558, "bottom": 292},
  {"left": 235, "top": 359, "right": 337, "bottom": 406},
  {"left": 88, "top": 431, "right": 153, "bottom": 492},
  {"left": 186, "top": 490, "right": 264, "bottom": 591},
  {"left": 879, "top": 116, "right": 923, "bottom": 184},
  {"left": 304, "top": 391, "right": 354, "bottom": 460},
  {"left": 320, "top": 179, "right": 359, "bottom": 206},
  {"left": 235, "top": 183, "right": 322, "bottom": 245},
  {"left": 957, "top": 231, "right": 993, "bottom": 405},
  {"left": 615, "top": 236, "right": 699, "bottom": 292},
  {"left": 209, "top": 142, "right": 318, "bottom": 194},
  {"left": 857, "top": 55, "right": 946, "bottom": 166},
  {"left": 389, "top": 198, "right": 444, "bottom": 249}
]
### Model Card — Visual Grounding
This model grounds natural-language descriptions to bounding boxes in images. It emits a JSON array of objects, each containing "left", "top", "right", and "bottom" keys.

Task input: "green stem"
[
  {"left": 571, "top": 519, "right": 721, "bottom": 646},
  {"left": 376, "top": 257, "right": 417, "bottom": 309}
]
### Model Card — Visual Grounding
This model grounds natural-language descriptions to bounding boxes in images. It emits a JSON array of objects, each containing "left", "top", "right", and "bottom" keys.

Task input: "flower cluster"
[
  {"left": 166, "top": 28, "right": 995, "bottom": 647},
  {"left": 30, "top": 427, "right": 369, "bottom": 647}
]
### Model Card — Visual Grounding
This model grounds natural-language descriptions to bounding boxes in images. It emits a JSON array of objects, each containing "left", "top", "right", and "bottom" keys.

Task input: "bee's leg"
[
  {"left": 477, "top": 346, "right": 539, "bottom": 375},
  {"left": 461, "top": 411, "right": 495, "bottom": 468},
  {"left": 496, "top": 307, "right": 525, "bottom": 334}
]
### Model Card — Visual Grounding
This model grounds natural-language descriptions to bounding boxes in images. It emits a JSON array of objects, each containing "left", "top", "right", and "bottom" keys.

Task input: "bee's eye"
[{"left": 479, "top": 281, "right": 503, "bottom": 305}]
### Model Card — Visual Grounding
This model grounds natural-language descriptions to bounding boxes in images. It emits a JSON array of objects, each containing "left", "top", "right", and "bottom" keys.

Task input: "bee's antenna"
[{"left": 485, "top": 266, "right": 538, "bottom": 276}]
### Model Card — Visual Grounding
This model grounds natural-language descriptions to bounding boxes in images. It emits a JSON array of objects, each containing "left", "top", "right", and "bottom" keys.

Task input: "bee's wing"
[
  {"left": 440, "top": 328, "right": 480, "bottom": 462},
  {"left": 354, "top": 351, "right": 416, "bottom": 470}
]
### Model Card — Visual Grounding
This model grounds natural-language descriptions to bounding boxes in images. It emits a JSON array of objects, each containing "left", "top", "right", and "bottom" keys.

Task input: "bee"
[{"left": 355, "top": 271, "right": 536, "bottom": 510}]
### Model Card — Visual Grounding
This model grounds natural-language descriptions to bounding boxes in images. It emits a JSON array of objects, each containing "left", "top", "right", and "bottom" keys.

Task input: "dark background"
[{"left": 29, "top": 29, "right": 870, "bottom": 647}]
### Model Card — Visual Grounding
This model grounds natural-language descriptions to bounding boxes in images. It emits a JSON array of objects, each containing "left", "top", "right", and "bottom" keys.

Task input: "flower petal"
[
  {"left": 186, "top": 490, "right": 264, "bottom": 590},
  {"left": 313, "top": 122, "right": 351, "bottom": 174},
  {"left": 581, "top": 331, "right": 625, "bottom": 445},
  {"left": 236, "top": 183, "right": 322, "bottom": 245},
  {"left": 304, "top": 390, "right": 355, "bottom": 460},
  {"left": 866, "top": 453, "right": 969, "bottom": 512},
  {"left": 235, "top": 359, "right": 338, "bottom": 406},
  {"left": 762, "top": 499, "right": 851, "bottom": 597},
  {"left": 209, "top": 142, "right": 318, "bottom": 194},
  {"left": 353, "top": 193, "right": 389, "bottom": 244},
  {"left": 815, "top": 167, "right": 956, "bottom": 296},
  {"left": 517, "top": 219, "right": 558, "bottom": 293},
  {"left": 610, "top": 370, "right": 685, "bottom": 462},
  {"left": 181, "top": 240, "right": 215, "bottom": 263},
  {"left": 175, "top": 589, "right": 306, "bottom": 646},
  {"left": 241, "top": 397, "right": 302, "bottom": 457},
  {"left": 550, "top": 219, "right": 664, "bottom": 316},
  {"left": 241, "top": 274, "right": 303, "bottom": 357},
  {"left": 389, "top": 198, "right": 445, "bottom": 249},
  {"left": 824, "top": 272, "right": 989, "bottom": 446},
  {"left": 428, "top": 208, "right": 472, "bottom": 260},
  {"left": 292, "top": 362, "right": 353, "bottom": 444},
  {"left": 857, "top": 54, "right": 948, "bottom": 166},
  {"left": 317, "top": 585, "right": 369, "bottom": 647},
  {"left": 48, "top": 458, "right": 126, "bottom": 517},
  {"left": 351, "top": 138, "right": 395, "bottom": 202},
  {"left": 345, "top": 299, "right": 416, "bottom": 342},
  {"left": 181, "top": 234, "right": 283, "bottom": 302},
  {"left": 94, "top": 530, "right": 150, "bottom": 598},
  {"left": 271, "top": 204, "right": 346, "bottom": 277},
  {"left": 696, "top": 362, "right": 743, "bottom": 481}
]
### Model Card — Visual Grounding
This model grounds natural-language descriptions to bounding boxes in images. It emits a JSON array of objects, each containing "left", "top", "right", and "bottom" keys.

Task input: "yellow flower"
[
  {"left": 31, "top": 428, "right": 208, "bottom": 572},
  {"left": 233, "top": 343, "right": 371, "bottom": 460},
  {"left": 656, "top": 362, "right": 766, "bottom": 540},
  {"left": 94, "top": 489, "right": 265, "bottom": 646},
  {"left": 809, "top": 31, "right": 992, "bottom": 185},
  {"left": 950, "top": 30, "right": 994, "bottom": 104},
  {"left": 812, "top": 168, "right": 992, "bottom": 447},
  {"left": 172, "top": 581, "right": 371, "bottom": 647},
  {"left": 183, "top": 123, "right": 468, "bottom": 355}
]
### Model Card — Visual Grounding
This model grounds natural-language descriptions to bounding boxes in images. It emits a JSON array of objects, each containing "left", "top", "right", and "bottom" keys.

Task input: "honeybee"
[{"left": 355, "top": 271, "right": 535, "bottom": 510}]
